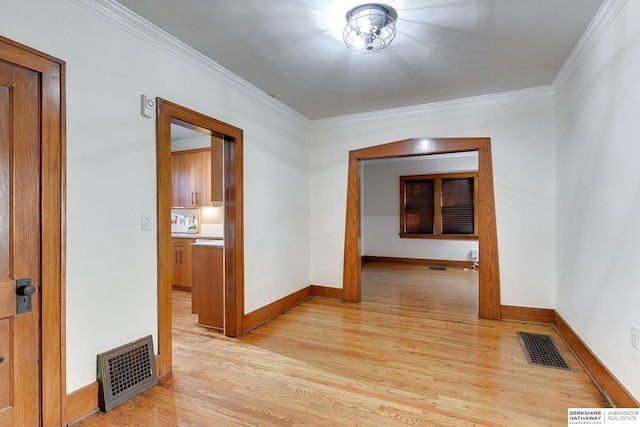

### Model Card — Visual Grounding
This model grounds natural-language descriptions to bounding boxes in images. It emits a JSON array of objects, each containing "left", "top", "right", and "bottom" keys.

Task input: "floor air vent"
[
  {"left": 429, "top": 266, "right": 447, "bottom": 271},
  {"left": 97, "top": 335, "right": 158, "bottom": 411},
  {"left": 516, "top": 331, "right": 573, "bottom": 371}
]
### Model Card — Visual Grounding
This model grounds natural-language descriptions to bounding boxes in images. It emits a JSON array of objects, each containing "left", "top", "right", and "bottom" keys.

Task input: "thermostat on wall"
[{"left": 141, "top": 94, "right": 155, "bottom": 118}]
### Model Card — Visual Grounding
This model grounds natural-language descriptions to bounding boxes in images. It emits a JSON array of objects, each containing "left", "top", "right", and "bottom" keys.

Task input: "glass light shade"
[{"left": 343, "top": 4, "right": 397, "bottom": 53}]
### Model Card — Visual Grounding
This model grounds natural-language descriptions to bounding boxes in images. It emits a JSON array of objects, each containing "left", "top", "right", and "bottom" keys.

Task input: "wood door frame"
[
  {"left": 156, "top": 99, "right": 244, "bottom": 376},
  {"left": 0, "top": 36, "right": 66, "bottom": 424},
  {"left": 343, "top": 137, "right": 501, "bottom": 319}
]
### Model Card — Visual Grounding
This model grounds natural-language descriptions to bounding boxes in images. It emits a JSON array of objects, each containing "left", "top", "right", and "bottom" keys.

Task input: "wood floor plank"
[{"left": 73, "top": 264, "right": 607, "bottom": 426}]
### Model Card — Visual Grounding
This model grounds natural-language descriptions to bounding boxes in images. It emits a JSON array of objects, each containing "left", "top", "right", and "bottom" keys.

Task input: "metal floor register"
[{"left": 516, "top": 331, "right": 573, "bottom": 371}]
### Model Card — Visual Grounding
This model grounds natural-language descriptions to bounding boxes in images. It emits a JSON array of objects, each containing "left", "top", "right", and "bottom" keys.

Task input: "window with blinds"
[
  {"left": 400, "top": 172, "right": 477, "bottom": 239},
  {"left": 404, "top": 179, "right": 434, "bottom": 234},
  {"left": 442, "top": 177, "right": 474, "bottom": 234}
]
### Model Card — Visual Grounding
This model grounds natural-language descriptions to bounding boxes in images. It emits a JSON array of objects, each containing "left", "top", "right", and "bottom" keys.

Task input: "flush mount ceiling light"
[{"left": 343, "top": 3, "right": 397, "bottom": 53}]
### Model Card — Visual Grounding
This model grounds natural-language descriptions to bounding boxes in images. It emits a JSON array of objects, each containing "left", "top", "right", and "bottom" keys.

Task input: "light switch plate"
[
  {"left": 631, "top": 324, "right": 639, "bottom": 350},
  {"left": 141, "top": 213, "right": 152, "bottom": 231}
]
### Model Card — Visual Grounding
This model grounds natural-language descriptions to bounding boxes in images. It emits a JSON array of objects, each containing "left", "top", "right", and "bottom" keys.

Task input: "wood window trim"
[{"left": 400, "top": 172, "right": 478, "bottom": 240}]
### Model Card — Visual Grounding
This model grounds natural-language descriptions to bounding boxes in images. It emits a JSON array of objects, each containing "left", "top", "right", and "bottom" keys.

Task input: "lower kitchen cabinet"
[
  {"left": 172, "top": 238, "right": 195, "bottom": 290},
  {"left": 191, "top": 246, "right": 224, "bottom": 329}
]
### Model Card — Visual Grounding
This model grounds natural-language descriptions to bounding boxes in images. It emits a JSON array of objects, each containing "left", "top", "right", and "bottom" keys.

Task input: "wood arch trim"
[
  {"left": 156, "top": 99, "right": 244, "bottom": 376},
  {"left": 343, "top": 137, "right": 501, "bottom": 319},
  {"left": 0, "top": 36, "right": 66, "bottom": 425}
]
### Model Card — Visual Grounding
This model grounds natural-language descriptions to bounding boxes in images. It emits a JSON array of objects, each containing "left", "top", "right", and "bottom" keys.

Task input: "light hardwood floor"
[{"left": 75, "top": 264, "right": 607, "bottom": 426}]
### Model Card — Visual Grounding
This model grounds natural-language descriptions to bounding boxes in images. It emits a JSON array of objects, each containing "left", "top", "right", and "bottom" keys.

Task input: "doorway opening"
[
  {"left": 342, "top": 137, "right": 501, "bottom": 319},
  {"left": 156, "top": 99, "right": 244, "bottom": 376},
  {"left": 359, "top": 152, "right": 480, "bottom": 316}
]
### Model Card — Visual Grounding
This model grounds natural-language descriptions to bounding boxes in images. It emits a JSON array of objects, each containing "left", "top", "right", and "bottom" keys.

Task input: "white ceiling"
[
  {"left": 171, "top": 123, "right": 205, "bottom": 141},
  {"left": 116, "top": 0, "right": 605, "bottom": 120}
]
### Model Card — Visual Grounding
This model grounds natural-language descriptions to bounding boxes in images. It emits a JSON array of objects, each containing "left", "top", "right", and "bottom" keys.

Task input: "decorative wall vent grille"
[
  {"left": 429, "top": 266, "right": 447, "bottom": 271},
  {"left": 97, "top": 335, "right": 158, "bottom": 411},
  {"left": 516, "top": 331, "right": 573, "bottom": 371}
]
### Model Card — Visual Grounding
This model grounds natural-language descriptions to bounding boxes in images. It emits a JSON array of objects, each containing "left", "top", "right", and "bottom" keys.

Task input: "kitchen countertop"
[
  {"left": 191, "top": 242, "right": 224, "bottom": 248},
  {"left": 171, "top": 233, "right": 223, "bottom": 240},
  {"left": 191, "top": 238, "right": 224, "bottom": 248}
]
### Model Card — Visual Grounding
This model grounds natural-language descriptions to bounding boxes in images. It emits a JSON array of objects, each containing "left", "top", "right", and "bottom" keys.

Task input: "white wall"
[
  {"left": 362, "top": 154, "right": 479, "bottom": 261},
  {"left": 556, "top": 1, "right": 640, "bottom": 401},
  {"left": 310, "top": 97, "right": 557, "bottom": 311},
  {"left": 0, "top": 0, "right": 311, "bottom": 392}
]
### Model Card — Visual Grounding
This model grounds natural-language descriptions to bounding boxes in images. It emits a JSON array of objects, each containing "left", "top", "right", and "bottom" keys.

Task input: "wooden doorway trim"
[
  {"left": 156, "top": 99, "right": 244, "bottom": 376},
  {"left": 0, "top": 36, "right": 66, "bottom": 424},
  {"left": 343, "top": 137, "right": 501, "bottom": 319}
]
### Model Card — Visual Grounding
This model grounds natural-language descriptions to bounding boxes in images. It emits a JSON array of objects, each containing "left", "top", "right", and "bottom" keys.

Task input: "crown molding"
[
  {"left": 552, "top": 0, "right": 629, "bottom": 93},
  {"left": 70, "top": 0, "right": 622, "bottom": 132},
  {"left": 310, "top": 86, "right": 555, "bottom": 130},
  {"left": 70, "top": 0, "right": 311, "bottom": 128}
]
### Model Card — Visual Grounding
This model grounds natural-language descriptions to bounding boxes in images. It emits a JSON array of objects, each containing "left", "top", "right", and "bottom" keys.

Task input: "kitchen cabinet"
[
  {"left": 171, "top": 148, "right": 211, "bottom": 207},
  {"left": 211, "top": 136, "right": 223, "bottom": 203},
  {"left": 171, "top": 238, "right": 195, "bottom": 290},
  {"left": 191, "top": 246, "right": 224, "bottom": 329}
]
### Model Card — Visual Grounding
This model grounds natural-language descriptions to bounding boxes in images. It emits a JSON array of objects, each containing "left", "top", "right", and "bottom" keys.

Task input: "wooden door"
[{"left": 0, "top": 58, "right": 42, "bottom": 426}]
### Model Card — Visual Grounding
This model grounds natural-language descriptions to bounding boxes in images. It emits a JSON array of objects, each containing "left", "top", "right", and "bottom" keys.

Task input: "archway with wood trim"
[{"left": 342, "top": 137, "right": 501, "bottom": 319}]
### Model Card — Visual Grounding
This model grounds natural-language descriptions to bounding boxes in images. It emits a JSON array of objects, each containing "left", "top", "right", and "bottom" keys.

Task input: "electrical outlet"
[
  {"left": 141, "top": 213, "right": 152, "bottom": 231},
  {"left": 631, "top": 324, "right": 639, "bottom": 350}
]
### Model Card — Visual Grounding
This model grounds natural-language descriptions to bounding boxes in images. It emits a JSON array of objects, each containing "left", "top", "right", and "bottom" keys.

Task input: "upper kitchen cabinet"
[
  {"left": 171, "top": 148, "right": 212, "bottom": 207},
  {"left": 211, "top": 136, "right": 223, "bottom": 204}
]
